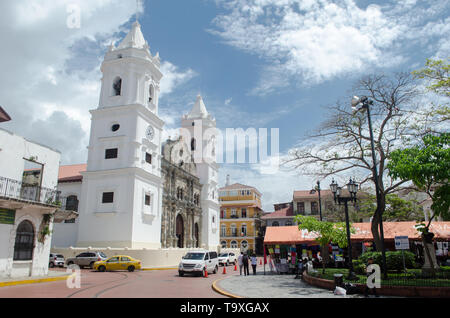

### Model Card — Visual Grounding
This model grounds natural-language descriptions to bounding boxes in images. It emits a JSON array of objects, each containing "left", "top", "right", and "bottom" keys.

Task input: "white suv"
[
  {"left": 218, "top": 252, "right": 237, "bottom": 266},
  {"left": 178, "top": 251, "right": 219, "bottom": 277}
]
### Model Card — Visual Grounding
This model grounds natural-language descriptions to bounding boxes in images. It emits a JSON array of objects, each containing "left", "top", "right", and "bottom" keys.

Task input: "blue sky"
[{"left": 0, "top": 0, "right": 449, "bottom": 210}]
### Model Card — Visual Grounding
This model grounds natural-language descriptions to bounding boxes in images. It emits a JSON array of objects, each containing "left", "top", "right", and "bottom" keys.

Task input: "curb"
[
  {"left": 0, "top": 275, "right": 72, "bottom": 288},
  {"left": 212, "top": 277, "right": 244, "bottom": 299}
]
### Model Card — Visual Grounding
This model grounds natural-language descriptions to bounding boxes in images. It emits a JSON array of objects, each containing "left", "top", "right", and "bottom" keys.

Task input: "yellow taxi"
[{"left": 94, "top": 255, "right": 142, "bottom": 272}]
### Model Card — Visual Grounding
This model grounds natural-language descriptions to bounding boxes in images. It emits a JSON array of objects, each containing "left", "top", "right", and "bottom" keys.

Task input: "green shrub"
[
  {"left": 352, "top": 259, "right": 366, "bottom": 275},
  {"left": 358, "top": 251, "right": 417, "bottom": 271}
]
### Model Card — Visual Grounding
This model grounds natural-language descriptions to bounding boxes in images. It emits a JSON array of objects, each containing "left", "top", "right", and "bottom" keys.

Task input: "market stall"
[{"left": 263, "top": 222, "right": 450, "bottom": 274}]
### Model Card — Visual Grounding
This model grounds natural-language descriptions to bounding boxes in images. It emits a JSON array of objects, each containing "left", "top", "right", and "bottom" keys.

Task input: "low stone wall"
[
  {"left": 303, "top": 272, "right": 450, "bottom": 298},
  {"left": 52, "top": 247, "right": 203, "bottom": 268}
]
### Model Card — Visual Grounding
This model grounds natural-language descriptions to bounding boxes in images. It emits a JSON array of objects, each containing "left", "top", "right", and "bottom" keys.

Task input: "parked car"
[
  {"left": 218, "top": 252, "right": 237, "bottom": 266},
  {"left": 49, "top": 253, "right": 65, "bottom": 268},
  {"left": 178, "top": 250, "right": 219, "bottom": 277},
  {"left": 65, "top": 251, "right": 108, "bottom": 269},
  {"left": 94, "top": 255, "right": 142, "bottom": 272}
]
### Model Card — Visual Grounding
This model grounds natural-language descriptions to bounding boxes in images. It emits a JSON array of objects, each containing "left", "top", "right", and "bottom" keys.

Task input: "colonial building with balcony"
[
  {"left": 219, "top": 181, "right": 264, "bottom": 254},
  {"left": 0, "top": 124, "right": 77, "bottom": 278}
]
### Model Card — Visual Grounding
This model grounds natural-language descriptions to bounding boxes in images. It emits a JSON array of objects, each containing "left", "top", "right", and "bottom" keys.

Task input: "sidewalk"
[
  {"left": 0, "top": 270, "right": 71, "bottom": 287},
  {"left": 214, "top": 269, "right": 364, "bottom": 298}
]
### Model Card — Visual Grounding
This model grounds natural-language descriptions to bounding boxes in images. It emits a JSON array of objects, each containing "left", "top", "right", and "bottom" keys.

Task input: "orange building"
[{"left": 219, "top": 182, "right": 264, "bottom": 254}]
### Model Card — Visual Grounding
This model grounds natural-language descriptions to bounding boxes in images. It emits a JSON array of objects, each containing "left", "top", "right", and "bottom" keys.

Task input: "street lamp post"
[
  {"left": 351, "top": 96, "right": 388, "bottom": 280},
  {"left": 330, "top": 178, "right": 358, "bottom": 280},
  {"left": 317, "top": 181, "right": 323, "bottom": 221}
]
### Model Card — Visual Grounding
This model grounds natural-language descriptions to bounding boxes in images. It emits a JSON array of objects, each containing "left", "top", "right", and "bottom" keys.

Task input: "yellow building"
[{"left": 219, "top": 183, "right": 264, "bottom": 254}]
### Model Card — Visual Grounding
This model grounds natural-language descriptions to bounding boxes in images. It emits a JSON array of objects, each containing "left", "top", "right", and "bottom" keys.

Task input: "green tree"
[
  {"left": 388, "top": 133, "right": 450, "bottom": 276},
  {"left": 412, "top": 58, "right": 449, "bottom": 136},
  {"left": 294, "top": 215, "right": 355, "bottom": 274},
  {"left": 358, "top": 193, "right": 424, "bottom": 222},
  {"left": 388, "top": 133, "right": 450, "bottom": 225}
]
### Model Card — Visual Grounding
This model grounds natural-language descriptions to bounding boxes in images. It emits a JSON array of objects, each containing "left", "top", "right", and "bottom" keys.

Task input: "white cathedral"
[{"left": 52, "top": 21, "right": 220, "bottom": 251}]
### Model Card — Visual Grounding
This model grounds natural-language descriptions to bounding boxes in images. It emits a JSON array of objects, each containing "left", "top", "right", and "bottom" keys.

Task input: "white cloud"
[
  {"left": 0, "top": 1, "right": 196, "bottom": 165},
  {"left": 210, "top": 0, "right": 450, "bottom": 94}
]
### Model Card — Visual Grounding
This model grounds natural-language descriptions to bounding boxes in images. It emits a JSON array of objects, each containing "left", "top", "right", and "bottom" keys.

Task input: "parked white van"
[{"left": 178, "top": 250, "right": 219, "bottom": 277}]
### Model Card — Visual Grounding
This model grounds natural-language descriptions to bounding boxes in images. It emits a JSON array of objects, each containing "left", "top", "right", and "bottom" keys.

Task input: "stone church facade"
[{"left": 160, "top": 137, "right": 203, "bottom": 248}]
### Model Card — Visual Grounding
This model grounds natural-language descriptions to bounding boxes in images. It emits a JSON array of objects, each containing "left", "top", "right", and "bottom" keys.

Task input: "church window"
[
  {"left": 105, "top": 148, "right": 118, "bottom": 159},
  {"left": 149, "top": 85, "right": 154, "bottom": 102},
  {"left": 145, "top": 152, "right": 152, "bottom": 164},
  {"left": 102, "top": 192, "right": 114, "bottom": 204},
  {"left": 111, "top": 124, "right": 120, "bottom": 132},
  {"left": 221, "top": 241, "right": 227, "bottom": 248},
  {"left": 145, "top": 194, "right": 151, "bottom": 206},
  {"left": 231, "top": 241, "right": 238, "bottom": 248},
  {"left": 113, "top": 77, "right": 122, "bottom": 96},
  {"left": 191, "top": 138, "right": 196, "bottom": 151}
]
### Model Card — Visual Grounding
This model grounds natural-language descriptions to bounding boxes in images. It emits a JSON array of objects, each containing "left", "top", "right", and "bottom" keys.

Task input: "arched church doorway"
[
  {"left": 194, "top": 223, "right": 199, "bottom": 248},
  {"left": 176, "top": 214, "right": 184, "bottom": 248}
]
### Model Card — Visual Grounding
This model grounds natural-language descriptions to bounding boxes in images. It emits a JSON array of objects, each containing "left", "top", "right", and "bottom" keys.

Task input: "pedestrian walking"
[
  {"left": 238, "top": 252, "right": 244, "bottom": 275},
  {"left": 250, "top": 254, "right": 257, "bottom": 275},
  {"left": 294, "top": 257, "right": 304, "bottom": 279},
  {"left": 242, "top": 253, "right": 250, "bottom": 276}
]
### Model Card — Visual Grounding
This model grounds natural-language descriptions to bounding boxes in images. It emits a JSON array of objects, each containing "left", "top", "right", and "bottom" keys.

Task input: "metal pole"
[
  {"left": 317, "top": 181, "right": 323, "bottom": 221},
  {"left": 365, "top": 100, "right": 388, "bottom": 280},
  {"left": 343, "top": 199, "right": 355, "bottom": 279}
]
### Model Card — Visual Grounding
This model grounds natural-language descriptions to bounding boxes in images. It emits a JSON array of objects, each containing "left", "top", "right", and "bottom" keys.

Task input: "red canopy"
[{"left": 264, "top": 222, "right": 450, "bottom": 245}]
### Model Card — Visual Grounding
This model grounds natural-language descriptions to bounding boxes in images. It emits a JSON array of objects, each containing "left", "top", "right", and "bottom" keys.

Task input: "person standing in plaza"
[
  {"left": 243, "top": 253, "right": 250, "bottom": 276},
  {"left": 250, "top": 254, "right": 257, "bottom": 275},
  {"left": 238, "top": 252, "right": 244, "bottom": 275}
]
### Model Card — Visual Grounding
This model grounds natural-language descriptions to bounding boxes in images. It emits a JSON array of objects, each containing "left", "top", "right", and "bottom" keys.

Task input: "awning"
[{"left": 264, "top": 222, "right": 450, "bottom": 245}]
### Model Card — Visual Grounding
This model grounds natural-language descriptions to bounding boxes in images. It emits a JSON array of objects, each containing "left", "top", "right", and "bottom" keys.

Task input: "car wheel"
[
  {"left": 179, "top": 271, "right": 184, "bottom": 277},
  {"left": 67, "top": 261, "right": 74, "bottom": 267},
  {"left": 49, "top": 262, "right": 54, "bottom": 268},
  {"left": 128, "top": 265, "right": 135, "bottom": 272},
  {"left": 98, "top": 265, "right": 106, "bottom": 272},
  {"left": 213, "top": 265, "right": 218, "bottom": 274}
]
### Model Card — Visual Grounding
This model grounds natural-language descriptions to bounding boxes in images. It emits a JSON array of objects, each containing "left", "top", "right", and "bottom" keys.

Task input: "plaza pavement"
[{"left": 214, "top": 268, "right": 364, "bottom": 298}]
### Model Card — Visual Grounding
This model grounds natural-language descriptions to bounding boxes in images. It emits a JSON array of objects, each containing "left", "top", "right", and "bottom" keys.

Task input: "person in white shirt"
[
  {"left": 238, "top": 252, "right": 244, "bottom": 275},
  {"left": 250, "top": 254, "right": 258, "bottom": 275}
]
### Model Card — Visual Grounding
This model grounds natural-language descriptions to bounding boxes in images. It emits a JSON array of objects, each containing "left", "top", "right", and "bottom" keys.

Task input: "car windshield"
[
  {"left": 99, "top": 252, "right": 107, "bottom": 258},
  {"left": 184, "top": 253, "right": 205, "bottom": 260},
  {"left": 219, "top": 253, "right": 228, "bottom": 257},
  {"left": 56, "top": 255, "right": 64, "bottom": 258}
]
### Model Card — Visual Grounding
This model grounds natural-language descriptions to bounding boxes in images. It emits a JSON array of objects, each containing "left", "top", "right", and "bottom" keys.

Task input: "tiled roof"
[
  {"left": 293, "top": 189, "right": 333, "bottom": 199},
  {"left": 219, "top": 183, "right": 261, "bottom": 195},
  {"left": 264, "top": 221, "right": 450, "bottom": 245},
  {"left": 58, "top": 164, "right": 87, "bottom": 182},
  {"left": 261, "top": 206, "right": 294, "bottom": 219}
]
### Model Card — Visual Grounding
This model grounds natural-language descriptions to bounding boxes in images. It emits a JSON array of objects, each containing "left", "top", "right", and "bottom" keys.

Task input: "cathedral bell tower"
[
  {"left": 77, "top": 21, "right": 165, "bottom": 249},
  {"left": 181, "top": 95, "right": 220, "bottom": 250}
]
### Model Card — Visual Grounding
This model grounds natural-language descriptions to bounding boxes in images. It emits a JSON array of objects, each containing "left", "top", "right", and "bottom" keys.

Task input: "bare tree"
[{"left": 286, "top": 72, "right": 420, "bottom": 251}]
